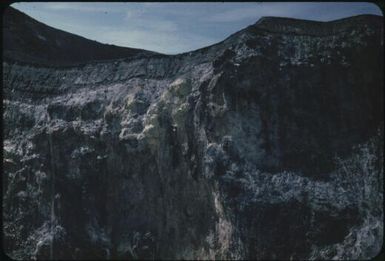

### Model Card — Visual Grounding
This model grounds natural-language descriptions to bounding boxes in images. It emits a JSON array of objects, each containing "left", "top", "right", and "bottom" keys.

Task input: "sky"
[{"left": 11, "top": 2, "right": 383, "bottom": 54}]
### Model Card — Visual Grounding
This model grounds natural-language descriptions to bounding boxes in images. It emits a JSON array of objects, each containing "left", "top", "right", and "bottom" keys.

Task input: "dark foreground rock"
[{"left": 3, "top": 7, "right": 384, "bottom": 260}]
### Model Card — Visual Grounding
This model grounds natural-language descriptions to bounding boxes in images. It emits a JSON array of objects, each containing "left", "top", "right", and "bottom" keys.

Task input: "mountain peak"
[
  {"left": 251, "top": 14, "right": 383, "bottom": 36},
  {"left": 3, "top": 6, "right": 160, "bottom": 66}
]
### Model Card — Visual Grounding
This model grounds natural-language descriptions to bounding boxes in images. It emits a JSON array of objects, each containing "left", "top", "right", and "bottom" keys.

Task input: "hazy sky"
[{"left": 11, "top": 2, "right": 383, "bottom": 54}]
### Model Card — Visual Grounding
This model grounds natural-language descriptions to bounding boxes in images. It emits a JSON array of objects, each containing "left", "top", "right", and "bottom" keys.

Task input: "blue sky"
[{"left": 11, "top": 2, "right": 383, "bottom": 54}]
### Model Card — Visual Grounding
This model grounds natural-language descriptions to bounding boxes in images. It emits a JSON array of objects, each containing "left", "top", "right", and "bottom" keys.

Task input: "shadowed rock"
[{"left": 3, "top": 7, "right": 384, "bottom": 260}]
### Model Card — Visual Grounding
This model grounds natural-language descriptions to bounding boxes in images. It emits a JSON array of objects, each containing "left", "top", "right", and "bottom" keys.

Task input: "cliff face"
[{"left": 3, "top": 7, "right": 384, "bottom": 260}]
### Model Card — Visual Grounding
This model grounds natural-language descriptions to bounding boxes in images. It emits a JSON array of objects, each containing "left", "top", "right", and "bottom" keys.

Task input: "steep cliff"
[{"left": 2, "top": 7, "right": 384, "bottom": 260}]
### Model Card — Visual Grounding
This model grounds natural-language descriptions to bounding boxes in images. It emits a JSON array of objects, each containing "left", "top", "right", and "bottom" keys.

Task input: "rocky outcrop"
[{"left": 3, "top": 7, "right": 384, "bottom": 260}]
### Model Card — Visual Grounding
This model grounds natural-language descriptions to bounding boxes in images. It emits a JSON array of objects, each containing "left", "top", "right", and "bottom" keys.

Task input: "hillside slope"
[{"left": 2, "top": 7, "right": 159, "bottom": 66}]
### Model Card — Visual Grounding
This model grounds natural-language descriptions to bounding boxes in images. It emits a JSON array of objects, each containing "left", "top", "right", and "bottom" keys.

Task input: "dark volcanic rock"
[{"left": 2, "top": 7, "right": 384, "bottom": 260}]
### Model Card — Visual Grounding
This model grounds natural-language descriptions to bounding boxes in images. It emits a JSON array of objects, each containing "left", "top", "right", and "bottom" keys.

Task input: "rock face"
[{"left": 3, "top": 7, "right": 384, "bottom": 260}]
